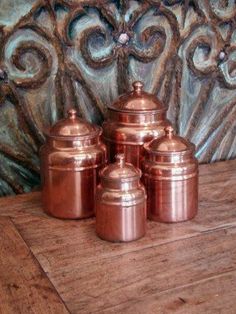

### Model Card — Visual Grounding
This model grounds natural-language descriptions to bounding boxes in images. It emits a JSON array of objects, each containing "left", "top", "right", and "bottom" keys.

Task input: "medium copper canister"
[
  {"left": 102, "top": 81, "right": 171, "bottom": 169},
  {"left": 40, "top": 109, "right": 107, "bottom": 219},
  {"left": 143, "top": 126, "right": 198, "bottom": 223},
  {"left": 95, "top": 154, "right": 146, "bottom": 242}
]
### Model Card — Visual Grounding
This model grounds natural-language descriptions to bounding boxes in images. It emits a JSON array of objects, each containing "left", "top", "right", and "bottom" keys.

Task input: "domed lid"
[
  {"left": 109, "top": 81, "right": 166, "bottom": 113},
  {"left": 100, "top": 154, "right": 141, "bottom": 185},
  {"left": 48, "top": 109, "right": 100, "bottom": 139},
  {"left": 146, "top": 126, "right": 195, "bottom": 155}
]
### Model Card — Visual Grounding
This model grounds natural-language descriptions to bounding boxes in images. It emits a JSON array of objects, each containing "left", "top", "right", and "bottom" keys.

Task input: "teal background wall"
[{"left": 0, "top": 0, "right": 236, "bottom": 195}]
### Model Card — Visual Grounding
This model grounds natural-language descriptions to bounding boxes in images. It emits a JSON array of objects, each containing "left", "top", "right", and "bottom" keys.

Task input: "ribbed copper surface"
[
  {"left": 96, "top": 154, "right": 146, "bottom": 242},
  {"left": 40, "top": 109, "right": 107, "bottom": 219},
  {"left": 143, "top": 126, "right": 198, "bottom": 223},
  {"left": 102, "top": 81, "right": 171, "bottom": 169}
]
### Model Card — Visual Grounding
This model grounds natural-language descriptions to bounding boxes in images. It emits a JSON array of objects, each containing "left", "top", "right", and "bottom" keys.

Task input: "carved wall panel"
[{"left": 0, "top": 0, "right": 236, "bottom": 195}]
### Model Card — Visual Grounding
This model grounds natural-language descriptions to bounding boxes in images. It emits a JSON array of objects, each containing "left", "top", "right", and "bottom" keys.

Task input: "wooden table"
[{"left": 0, "top": 160, "right": 236, "bottom": 314}]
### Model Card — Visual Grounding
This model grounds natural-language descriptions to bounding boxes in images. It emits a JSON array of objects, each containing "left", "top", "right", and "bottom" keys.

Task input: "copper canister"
[
  {"left": 95, "top": 154, "right": 146, "bottom": 242},
  {"left": 143, "top": 126, "right": 198, "bottom": 222},
  {"left": 102, "top": 81, "right": 171, "bottom": 169},
  {"left": 40, "top": 109, "right": 107, "bottom": 219}
]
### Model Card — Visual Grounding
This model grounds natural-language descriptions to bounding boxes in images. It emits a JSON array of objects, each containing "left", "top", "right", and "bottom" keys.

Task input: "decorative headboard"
[{"left": 0, "top": 0, "right": 235, "bottom": 195}]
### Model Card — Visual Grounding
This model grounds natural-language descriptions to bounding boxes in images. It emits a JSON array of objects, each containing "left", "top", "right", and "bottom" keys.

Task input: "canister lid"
[
  {"left": 109, "top": 81, "right": 166, "bottom": 113},
  {"left": 48, "top": 109, "right": 100, "bottom": 139},
  {"left": 145, "top": 126, "right": 195, "bottom": 155},
  {"left": 100, "top": 154, "right": 141, "bottom": 189}
]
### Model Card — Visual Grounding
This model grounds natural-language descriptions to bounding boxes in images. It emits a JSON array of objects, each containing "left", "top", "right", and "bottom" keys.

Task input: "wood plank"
[
  {"left": 0, "top": 217, "right": 69, "bottom": 314},
  {"left": 0, "top": 159, "right": 235, "bottom": 313},
  {"left": 98, "top": 270, "right": 236, "bottom": 314},
  {"left": 199, "top": 158, "right": 236, "bottom": 178},
  {"left": 11, "top": 161, "right": 236, "bottom": 272},
  {"left": 45, "top": 227, "right": 236, "bottom": 313},
  {"left": 0, "top": 192, "right": 43, "bottom": 218}
]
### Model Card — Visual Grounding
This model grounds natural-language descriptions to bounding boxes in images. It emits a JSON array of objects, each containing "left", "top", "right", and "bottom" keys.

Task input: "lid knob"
[
  {"left": 67, "top": 108, "right": 77, "bottom": 120},
  {"left": 116, "top": 154, "right": 125, "bottom": 167},
  {"left": 132, "top": 81, "right": 143, "bottom": 94},
  {"left": 165, "top": 126, "right": 175, "bottom": 138}
]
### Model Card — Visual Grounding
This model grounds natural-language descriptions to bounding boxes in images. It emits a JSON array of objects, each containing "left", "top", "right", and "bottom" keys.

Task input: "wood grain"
[
  {"left": 0, "top": 217, "right": 69, "bottom": 314},
  {"left": 39, "top": 226, "right": 236, "bottom": 313},
  {"left": 0, "top": 160, "right": 235, "bottom": 313},
  {"left": 8, "top": 160, "right": 236, "bottom": 270},
  {"left": 99, "top": 270, "right": 236, "bottom": 314}
]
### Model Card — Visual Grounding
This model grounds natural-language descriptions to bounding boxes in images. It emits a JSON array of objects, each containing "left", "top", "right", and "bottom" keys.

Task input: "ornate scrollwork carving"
[
  {"left": 184, "top": 22, "right": 236, "bottom": 90},
  {"left": 10, "top": 40, "right": 52, "bottom": 88},
  {"left": 63, "top": 5, "right": 178, "bottom": 77},
  {"left": 207, "top": 0, "right": 236, "bottom": 21},
  {"left": 0, "top": 0, "right": 235, "bottom": 195},
  {"left": 186, "top": 25, "right": 222, "bottom": 77},
  {"left": 2, "top": 26, "right": 55, "bottom": 88}
]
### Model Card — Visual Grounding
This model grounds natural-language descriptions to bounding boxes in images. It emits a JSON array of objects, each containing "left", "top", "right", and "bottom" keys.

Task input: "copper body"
[
  {"left": 102, "top": 81, "right": 171, "bottom": 169},
  {"left": 96, "top": 154, "right": 146, "bottom": 242},
  {"left": 143, "top": 126, "right": 198, "bottom": 223},
  {"left": 40, "top": 109, "right": 107, "bottom": 219}
]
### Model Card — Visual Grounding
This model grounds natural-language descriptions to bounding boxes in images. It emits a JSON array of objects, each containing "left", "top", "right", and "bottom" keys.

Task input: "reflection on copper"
[
  {"left": 40, "top": 109, "right": 107, "bottom": 219},
  {"left": 143, "top": 126, "right": 198, "bottom": 223},
  {"left": 96, "top": 154, "right": 146, "bottom": 242},
  {"left": 102, "top": 81, "right": 171, "bottom": 169}
]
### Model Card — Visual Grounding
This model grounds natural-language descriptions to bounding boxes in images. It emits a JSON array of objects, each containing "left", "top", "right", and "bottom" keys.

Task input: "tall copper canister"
[
  {"left": 96, "top": 154, "right": 146, "bottom": 242},
  {"left": 40, "top": 109, "right": 107, "bottom": 219},
  {"left": 102, "top": 81, "right": 171, "bottom": 169},
  {"left": 142, "top": 126, "right": 198, "bottom": 222}
]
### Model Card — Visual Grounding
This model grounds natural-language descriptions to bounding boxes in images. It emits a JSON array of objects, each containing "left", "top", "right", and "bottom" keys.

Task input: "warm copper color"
[
  {"left": 40, "top": 109, "right": 107, "bottom": 219},
  {"left": 95, "top": 154, "right": 146, "bottom": 242},
  {"left": 1, "top": 159, "right": 235, "bottom": 313},
  {"left": 102, "top": 81, "right": 171, "bottom": 169},
  {"left": 143, "top": 126, "right": 198, "bottom": 223}
]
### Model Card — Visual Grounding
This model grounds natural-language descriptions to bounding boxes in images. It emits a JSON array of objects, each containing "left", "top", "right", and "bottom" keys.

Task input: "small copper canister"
[
  {"left": 102, "top": 81, "right": 171, "bottom": 169},
  {"left": 143, "top": 126, "right": 198, "bottom": 223},
  {"left": 95, "top": 154, "right": 146, "bottom": 242},
  {"left": 40, "top": 109, "right": 107, "bottom": 219}
]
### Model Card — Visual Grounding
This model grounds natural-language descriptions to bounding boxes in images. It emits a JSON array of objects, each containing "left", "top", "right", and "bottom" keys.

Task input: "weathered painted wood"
[
  {"left": 0, "top": 217, "right": 69, "bottom": 314},
  {"left": 0, "top": 0, "right": 236, "bottom": 195}
]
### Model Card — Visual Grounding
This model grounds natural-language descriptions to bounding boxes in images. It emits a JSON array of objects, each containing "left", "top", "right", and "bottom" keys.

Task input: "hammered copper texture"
[{"left": 0, "top": 0, "right": 236, "bottom": 195}]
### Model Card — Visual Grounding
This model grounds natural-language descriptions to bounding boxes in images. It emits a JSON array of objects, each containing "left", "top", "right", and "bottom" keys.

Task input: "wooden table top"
[{"left": 0, "top": 159, "right": 236, "bottom": 314}]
